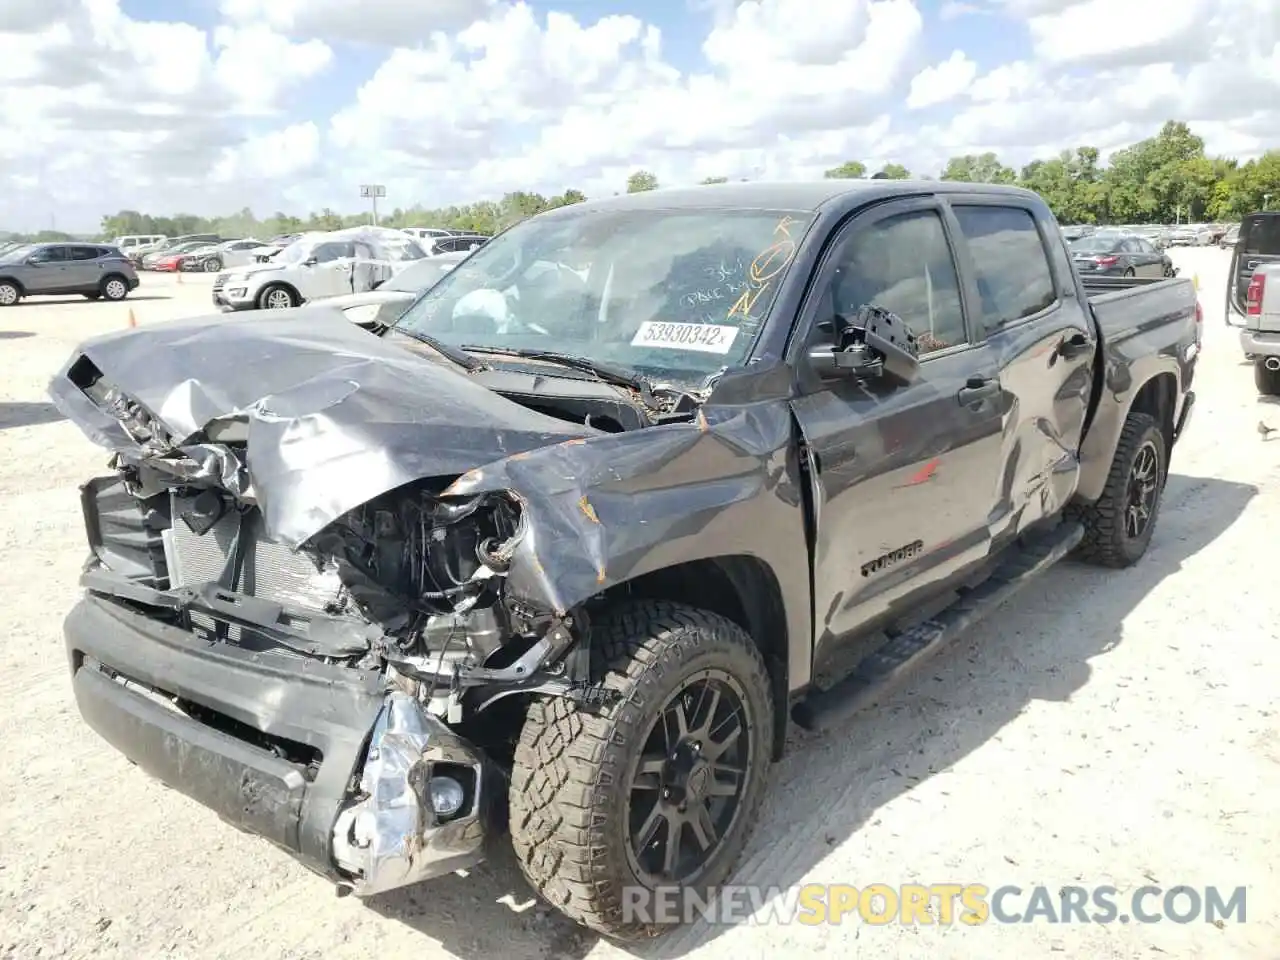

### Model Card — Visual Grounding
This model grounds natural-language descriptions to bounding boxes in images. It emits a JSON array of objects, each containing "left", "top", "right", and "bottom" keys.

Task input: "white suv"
[{"left": 211, "top": 229, "right": 429, "bottom": 311}]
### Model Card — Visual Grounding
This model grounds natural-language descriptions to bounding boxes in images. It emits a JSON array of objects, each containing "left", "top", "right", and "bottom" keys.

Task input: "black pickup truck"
[{"left": 50, "top": 182, "right": 1198, "bottom": 938}]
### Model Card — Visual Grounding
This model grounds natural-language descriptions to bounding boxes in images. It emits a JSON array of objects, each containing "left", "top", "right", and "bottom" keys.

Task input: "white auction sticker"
[{"left": 630, "top": 321, "right": 740, "bottom": 354}]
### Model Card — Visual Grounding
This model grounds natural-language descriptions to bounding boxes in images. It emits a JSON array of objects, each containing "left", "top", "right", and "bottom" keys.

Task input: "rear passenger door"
[
  {"left": 789, "top": 198, "right": 1008, "bottom": 657},
  {"left": 945, "top": 200, "right": 1095, "bottom": 543},
  {"left": 64, "top": 246, "right": 106, "bottom": 289}
]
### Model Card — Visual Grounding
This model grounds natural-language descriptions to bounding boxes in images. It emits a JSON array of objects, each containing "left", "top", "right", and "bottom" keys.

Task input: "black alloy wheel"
[
  {"left": 1124, "top": 440, "right": 1160, "bottom": 540},
  {"left": 624, "top": 669, "right": 754, "bottom": 886}
]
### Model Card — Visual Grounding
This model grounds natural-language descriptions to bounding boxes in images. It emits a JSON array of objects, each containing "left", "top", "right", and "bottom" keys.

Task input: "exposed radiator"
[{"left": 162, "top": 492, "right": 345, "bottom": 642}]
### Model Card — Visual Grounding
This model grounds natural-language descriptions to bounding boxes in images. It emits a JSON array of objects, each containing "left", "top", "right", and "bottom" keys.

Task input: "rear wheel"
[
  {"left": 509, "top": 601, "right": 774, "bottom": 939},
  {"left": 1067, "top": 411, "right": 1166, "bottom": 568},
  {"left": 0, "top": 281, "right": 18, "bottom": 306},
  {"left": 258, "top": 284, "right": 297, "bottom": 309},
  {"left": 1254, "top": 359, "right": 1280, "bottom": 396},
  {"left": 101, "top": 276, "right": 129, "bottom": 301}
]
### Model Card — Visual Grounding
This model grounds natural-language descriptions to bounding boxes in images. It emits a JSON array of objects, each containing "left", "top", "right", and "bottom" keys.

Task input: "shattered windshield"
[{"left": 393, "top": 205, "right": 815, "bottom": 387}]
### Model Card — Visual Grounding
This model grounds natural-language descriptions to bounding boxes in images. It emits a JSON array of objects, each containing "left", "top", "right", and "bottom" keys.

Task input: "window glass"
[
  {"left": 952, "top": 206, "right": 1057, "bottom": 331},
  {"left": 69, "top": 246, "right": 100, "bottom": 260},
  {"left": 393, "top": 207, "right": 816, "bottom": 388},
  {"left": 30, "top": 246, "right": 67, "bottom": 262},
  {"left": 1242, "top": 215, "right": 1280, "bottom": 255},
  {"left": 312, "top": 242, "right": 353, "bottom": 263},
  {"left": 823, "top": 210, "right": 966, "bottom": 355}
]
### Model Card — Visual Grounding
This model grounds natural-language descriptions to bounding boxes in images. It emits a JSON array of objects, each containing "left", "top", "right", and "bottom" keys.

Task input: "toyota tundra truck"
[{"left": 50, "top": 181, "right": 1198, "bottom": 939}]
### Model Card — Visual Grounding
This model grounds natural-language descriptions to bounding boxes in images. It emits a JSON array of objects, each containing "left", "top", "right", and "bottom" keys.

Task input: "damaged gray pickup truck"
[{"left": 51, "top": 181, "right": 1199, "bottom": 939}]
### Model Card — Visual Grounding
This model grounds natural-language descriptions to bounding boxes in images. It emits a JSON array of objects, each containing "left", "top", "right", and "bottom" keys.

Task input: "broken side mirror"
[{"left": 808, "top": 305, "right": 921, "bottom": 383}]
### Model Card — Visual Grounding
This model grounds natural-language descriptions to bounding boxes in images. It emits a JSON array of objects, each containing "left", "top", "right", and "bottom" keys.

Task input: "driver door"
[
  {"left": 788, "top": 198, "right": 1006, "bottom": 662},
  {"left": 309, "top": 241, "right": 356, "bottom": 298},
  {"left": 24, "top": 246, "right": 70, "bottom": 292}
]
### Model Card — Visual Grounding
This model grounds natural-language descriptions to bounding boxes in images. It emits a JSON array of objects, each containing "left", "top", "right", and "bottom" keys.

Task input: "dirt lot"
[{"left": 1, "top": 253, "right": 1277, "bottom": 960}]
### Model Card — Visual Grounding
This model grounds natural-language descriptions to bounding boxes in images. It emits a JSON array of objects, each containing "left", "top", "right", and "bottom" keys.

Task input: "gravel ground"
[{"left": 1, "top": 252, "right": 1276, "bottom": 960}]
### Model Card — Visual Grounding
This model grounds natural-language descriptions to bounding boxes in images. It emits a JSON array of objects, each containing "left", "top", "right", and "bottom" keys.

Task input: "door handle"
[
  {"left": 957, "top": 376, "right": 999, "bottom": 405},
  {"left": 1058, "top": 332, "right": 1092, "bottom": 358}
]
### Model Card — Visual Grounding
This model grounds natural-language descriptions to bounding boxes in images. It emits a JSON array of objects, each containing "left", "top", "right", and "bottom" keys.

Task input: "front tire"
[
  {"left": 204, "top": 257, "right": 222, "bottom": 273},
  {"left": 509, "top": 601, "right": 774, "bottom": 939},
  {"left": 0, "top": 281, "right": 18, "bottom": 306},
  {"left": 1254, "top": 359, "right": 1280, "bottom": 396},
  {"left": 1067, "top": 411, "right": 1166, "bottom": 568},
  {"left": 258, "top": 284, "right": 298, "bottom": 309}
]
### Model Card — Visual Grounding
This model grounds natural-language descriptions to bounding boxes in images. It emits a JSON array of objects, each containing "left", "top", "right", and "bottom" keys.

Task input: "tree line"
[{"left": 5, "top": 120, "right": 1277, "bottom": 244}]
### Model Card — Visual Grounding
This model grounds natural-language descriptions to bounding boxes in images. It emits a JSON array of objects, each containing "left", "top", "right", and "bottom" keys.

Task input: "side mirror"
[
  {"left": 303, "top": 256, "right": 318, "bottom": 267},
  {"left": 807, "top": 306, "right": 921, "bottom": 383}
]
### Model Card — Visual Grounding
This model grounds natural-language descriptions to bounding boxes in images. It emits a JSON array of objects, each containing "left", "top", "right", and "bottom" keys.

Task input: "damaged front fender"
[{"left": 440, "top": 402, "right": 814, "bottom": 690}]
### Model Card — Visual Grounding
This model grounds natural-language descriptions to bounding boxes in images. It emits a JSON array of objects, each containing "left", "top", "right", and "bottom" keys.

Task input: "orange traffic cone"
[{"left": 127, "top": 308, "right": 137, "bottom": 329}]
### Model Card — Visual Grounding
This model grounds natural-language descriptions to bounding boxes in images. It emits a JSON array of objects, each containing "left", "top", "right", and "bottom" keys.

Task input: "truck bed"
[{"left": 1082, "top": 274, "right": 1199, "bottom": 342}]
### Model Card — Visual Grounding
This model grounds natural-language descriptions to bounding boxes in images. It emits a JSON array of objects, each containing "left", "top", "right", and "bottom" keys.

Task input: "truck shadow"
[
  {"left": 364, "top": 472, "right": 1256, "bottom": 959},
  {"left": 0, "top": 401, "right": 66, "bottom": 430}
]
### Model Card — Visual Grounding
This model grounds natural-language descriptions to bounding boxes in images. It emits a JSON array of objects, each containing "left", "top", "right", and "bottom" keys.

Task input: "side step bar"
[{"left": 792, "top": 521, "right": 1085, "bottom": 733}]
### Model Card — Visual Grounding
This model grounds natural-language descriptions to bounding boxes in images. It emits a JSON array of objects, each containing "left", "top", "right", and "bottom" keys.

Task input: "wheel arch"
[
  {"left": 597, "top": 555, "right": 790, "bottom": 760},
  {"left": 0, "top": 275, "right": 26, "bottom": 296},
  {"left": 1126, "top": 372, "right": 1178, "bottom": 477}
]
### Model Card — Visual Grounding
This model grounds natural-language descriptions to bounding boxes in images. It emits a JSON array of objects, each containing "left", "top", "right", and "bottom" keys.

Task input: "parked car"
[
  {"left": 1069, "top": 233, "right": 1175, "bottom": 278},
  {"left": 1165, "top": 224, "right": 1214, "bottom": 247},
  {"left": 147, "top": 241, "right": 212, "bottom": 272},
  {"left": 316, "top": 250, "right": 469, "bottom": 328},
  {"left": 211, "top": 227, "right": 430, "bottom": 310},
  {"left": 1061, "top": 224, "right": 1095, "bottom": 242},
  {"left": 180, "top": 239, "right": 273, "bottom": 273},
  {"left": 0, "top": 242, "right": 139, "bottom": 305},
  {"left": 402, "top": 227, "right": 459, "bottom": 242},
  {"left": 132, "top": 234, "right": 222, "bottom": 268},
  {"left": 50, "top": 181, "right": 1197, "bottom": 938},
  {"left": 1219, "top": 223, "right": 1241, "bottom": 248},
  {"left": 112, "top": 234, "right": 167, "bottom": 255},
  {"left": 1226, "top": 212, "right": 1280, "bottom": 389}
]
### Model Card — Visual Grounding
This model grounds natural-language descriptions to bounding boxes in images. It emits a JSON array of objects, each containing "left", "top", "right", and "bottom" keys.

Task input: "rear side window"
[
  {"left": 68, "top": 246, "right": 100, "bottom": 260},
  {"left": 952, "top": 206, "right": 1057, "bottom": 332},
  {"left": 1242, "top": 215, "right": 1280, "bottom": 255}
]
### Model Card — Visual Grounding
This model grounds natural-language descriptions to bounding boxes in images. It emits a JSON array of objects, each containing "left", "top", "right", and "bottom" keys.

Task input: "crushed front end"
[{"left": 50, "top": 317, "right": 607, "bottom": 897}]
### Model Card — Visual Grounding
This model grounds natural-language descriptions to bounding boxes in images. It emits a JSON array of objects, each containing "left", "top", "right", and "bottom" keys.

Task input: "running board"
[{"left": 792, "top": 521, "right": 1085, "bottom": 733}]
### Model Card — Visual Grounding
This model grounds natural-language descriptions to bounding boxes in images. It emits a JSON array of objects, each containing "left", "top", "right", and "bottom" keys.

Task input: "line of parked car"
[{"left": 1061, "top": 222, "right": 1232, "bottom": 249}]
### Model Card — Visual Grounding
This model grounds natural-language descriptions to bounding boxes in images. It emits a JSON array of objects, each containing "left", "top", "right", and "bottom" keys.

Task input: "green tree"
[
  {"left": 874, "top": 163, "right": 911, "bottom": 179},
  {"left": 823, "top": 160, "right": 866, "bottom": 179},
  {"left": 940, "top": 152, "right": 1017, "bottom": 184},
  {"left": 626, "top": 170, "right": 659, "bottom": 193}
]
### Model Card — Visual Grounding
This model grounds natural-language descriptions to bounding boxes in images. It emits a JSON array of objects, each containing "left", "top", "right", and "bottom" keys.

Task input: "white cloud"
[
  {"left": 906, "top": 51, "right": 977, "bottom": 109},
  {"left": 1, "top": 0, "right": 1279, "bottom": 232}
]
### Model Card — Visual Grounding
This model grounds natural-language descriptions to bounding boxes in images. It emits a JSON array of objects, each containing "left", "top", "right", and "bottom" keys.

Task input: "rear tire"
[
  {"left": 1254, "top": 360, "right": 1280, "bottom": 396},
  {"left": 509, "top": 600, "right": 774, "bottom": 939},
  {"left": 1066, "top": 411, "right": 1166, "bottom": 568},
  {"left": 101, "top": 275, "right": 129, "bottom": 301}
]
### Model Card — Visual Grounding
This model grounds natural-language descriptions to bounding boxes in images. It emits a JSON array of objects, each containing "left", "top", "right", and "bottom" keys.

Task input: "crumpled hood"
[{"left": 48, "top": 308, "right": 590, "bottom": 547}]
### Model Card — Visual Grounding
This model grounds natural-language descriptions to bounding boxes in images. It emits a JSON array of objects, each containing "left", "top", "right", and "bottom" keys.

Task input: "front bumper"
[
  {"left": 212, "top": 285, "right": 258, "bottom": 311},
  {"left": 1240, "top": 328, "right": 1280, "bottom": 357},
  {"left": 65, "top": 594, "right": 489, "bottom": 893}
]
